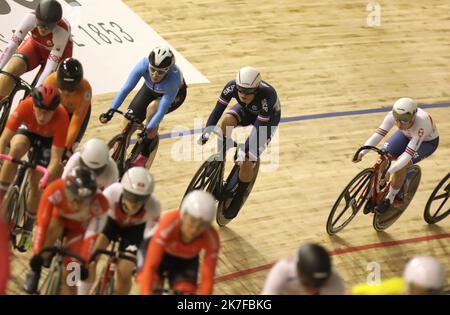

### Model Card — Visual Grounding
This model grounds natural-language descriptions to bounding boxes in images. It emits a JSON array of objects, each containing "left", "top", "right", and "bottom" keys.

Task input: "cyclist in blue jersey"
[
  {"left": 100, "top": 46, "right": 187, "bottom": 168},
  {"left": 198, "top": 67, "right": 281, "bottom": 219}
]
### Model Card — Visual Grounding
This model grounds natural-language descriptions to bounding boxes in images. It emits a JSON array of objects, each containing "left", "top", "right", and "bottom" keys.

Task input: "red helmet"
[{"left": 32, "top": 84, "right": 60, "bottom": 111}]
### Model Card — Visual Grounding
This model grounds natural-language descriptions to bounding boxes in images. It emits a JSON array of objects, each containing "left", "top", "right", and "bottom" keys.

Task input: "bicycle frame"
[
  {"left": 91, "top": 239, "right": 137, "bottom": 295},
  {"left": 108, "top": 110, "right": 145, "bottom": 176},
  {"left": 353, "top": 146, "right": 392, "bottom": 208}
]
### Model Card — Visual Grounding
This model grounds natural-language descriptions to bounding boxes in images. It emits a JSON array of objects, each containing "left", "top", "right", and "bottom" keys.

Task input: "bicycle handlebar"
[
  {"left": 0, "top": 154, "right": 49, "bottom": 188},
  {"left": 37, "top": 246, "right": 87, "bottom": 267},
  {"left": 354, "top": 145, "right": 392, "bottom": 178},
  {"left": 203, "top": 128, "right": 238, "bottom": 148},
  {"left": 0, "top": 70, "right": 32, "bottom": 91},
  {"left": 354, "top": 145, "right": 388, "bottom": 159},
  {"left": 111, "top": 109, "right": 145, "bottom": 126},
  {"left": 89, "top": 248, "right": 137, "bottom": 264}
]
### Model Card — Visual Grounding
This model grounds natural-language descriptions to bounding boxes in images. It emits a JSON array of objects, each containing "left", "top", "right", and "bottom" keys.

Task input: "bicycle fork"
[{"left": 99, "top": 260, "right": 116, "bottom": 294}]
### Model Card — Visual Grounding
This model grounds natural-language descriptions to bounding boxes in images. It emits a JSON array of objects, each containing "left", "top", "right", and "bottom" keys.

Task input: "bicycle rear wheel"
[
  {"left": 326, "top": 168, "right": 373, "bottom": 235},
  {"left": 216, "top": 160, "right": 260, "bottom": 227},
  {"left": 424, "top": 172, "right": 450, "bottom": 224},
  {"left": 373, "top": 165, "right": 421, "bottom": 231}
]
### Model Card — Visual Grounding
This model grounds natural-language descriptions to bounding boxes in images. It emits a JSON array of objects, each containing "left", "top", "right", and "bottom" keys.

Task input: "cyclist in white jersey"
[
  {"left": 63, "top": 139, "right": 119, "bottom": 190},
  {"left": 261, "top": 243, "right": 345, "bottom": 295},
  {"left": 82, "top": 167, "right": 160, "bottom": 295},
  {"left": 354, "top": 98, "right": 439, "bottom": 213}
]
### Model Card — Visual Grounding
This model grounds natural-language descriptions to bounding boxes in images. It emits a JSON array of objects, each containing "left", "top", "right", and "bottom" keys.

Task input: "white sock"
[
  {"left": 78, "top": 281, "right": 94, "bottom": 295},
  {"left": 386, "top": 186, "right": 400, "bottom": 203}
]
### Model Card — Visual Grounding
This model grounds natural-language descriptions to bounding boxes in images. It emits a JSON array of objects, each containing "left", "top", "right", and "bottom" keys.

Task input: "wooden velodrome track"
[{"left": 6, "top": 0, "right": 450, "bottom": 294}]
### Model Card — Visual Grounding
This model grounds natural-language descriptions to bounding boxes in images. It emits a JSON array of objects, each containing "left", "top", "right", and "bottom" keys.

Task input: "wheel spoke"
[
  {"left": 432, "top": 195, "right": 450, "bottom": 217},
  {"left": 328, "top": 168, "right": 374, "bottom": 233},
  {"left": 343, "top": 191, "right": 351, "bottom": 205},
  {"left": 352, "top": 175, "right": 371, "bottom": 202},
  {"left": 432, "top": 191, "right": 449, "bottom": 201},
  {"left": 192, "top": 174, "right": 206, "bottom": 190},
  {"left": 332, "top": 203, "right": 351, "bottom": 226}
]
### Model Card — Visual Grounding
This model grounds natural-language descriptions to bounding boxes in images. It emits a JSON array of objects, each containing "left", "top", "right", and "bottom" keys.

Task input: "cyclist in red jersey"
[
  {"left": 24, "top": 167, "right": 109, "bottom": 295},
  {"left": 0, "top": 84, "right": 69, "bottom": 251},
  {"left": 0, "top": 0, "right": 72, "bottom": 99},
  {"left": 139, "top": 190, "right": 220, "bottom": 295}
]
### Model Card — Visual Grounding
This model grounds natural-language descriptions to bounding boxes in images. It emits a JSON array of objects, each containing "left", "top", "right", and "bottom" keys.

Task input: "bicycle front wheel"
[
  {"left": 108, "top": 134, "right": 127, "bottom": 177},
  {"left": 183, "top": 156, "right": 223, "bottom": 199},
  {"left": 326, "top": 168, "right": 373, "bottom": 235},
  {"left": 95, "top": 266, "right": 115, "bottom": 295},
  {"left": 3, "top": 185, "right": 21, "bottom": 235},
  {"left": 40, "top": 258, "right": 62, "bottom": 295},
  {"left": 424, "top": 172, "right": 450, "bottom": 224}
]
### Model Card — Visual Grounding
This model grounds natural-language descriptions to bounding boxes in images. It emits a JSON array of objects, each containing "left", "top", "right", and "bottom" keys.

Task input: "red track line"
[{"left": 214, "top": 232, "right": 450, "bottom": 284}]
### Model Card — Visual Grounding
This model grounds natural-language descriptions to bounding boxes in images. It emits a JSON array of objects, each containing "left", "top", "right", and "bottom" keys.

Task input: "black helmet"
[
  {"left": 35, "top": 0, "right": 62, "bottom": 28},
  {"left": 64, "top": 166, "right": 97, "bottom": 201},
  {"left": 57, "top": 58, "right": 83, "bottom": 92},
  {"left": 297, "top": 243, "right": 332, "bottom": 288}
]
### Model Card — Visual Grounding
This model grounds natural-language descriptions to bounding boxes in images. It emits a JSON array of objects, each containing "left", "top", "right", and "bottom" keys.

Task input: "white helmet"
[
  {"left": 148, "top": 46, "right": 175, "bottom": 71},
  {"left": 403, "top": 256, "right": 447, "bottom": 290},
  {"left": 80, "top": 138, "right": 109, "bottom": 171},
  {"left": 236, "top": 66, "right": 262, "bottom": 93},
  {"left": 392, "top": 97, "right": 417, "bottom": 123},
  {"left": 181, "top": 190, "right": 216, "bottom": 224},
  {"left": 121, "top": 167, "right": 154, "bottom": 203}
]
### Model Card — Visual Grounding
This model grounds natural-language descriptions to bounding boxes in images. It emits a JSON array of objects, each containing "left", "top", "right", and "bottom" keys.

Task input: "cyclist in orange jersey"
[
  {"left": 139, "top": 190, "right": 220, "bottom": 295},
  {"left": 44, "top": 58, "right": 92, "bottom": 161}
]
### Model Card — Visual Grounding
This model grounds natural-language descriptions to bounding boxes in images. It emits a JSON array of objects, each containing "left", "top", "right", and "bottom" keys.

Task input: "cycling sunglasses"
[
  {"left": 122, "top": 189, "right": 150, "bottom": 204},
  {"left": 148, "top": 65, "right": 170, "bottom": 76},
  {"left": 236, "top": 86, "right": 257, "bottom": 95},
  {"left": 393, "top": 112, "right": 414, "bottom": 125}
]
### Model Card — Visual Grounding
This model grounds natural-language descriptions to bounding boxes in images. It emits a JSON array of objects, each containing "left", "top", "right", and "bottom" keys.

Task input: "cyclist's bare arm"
[
  {"left": 47, "top": 146, "right": 65, "bottom": 182},
  {"left": 0, "top": 129, "right": 14, "bottom": 154}
]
